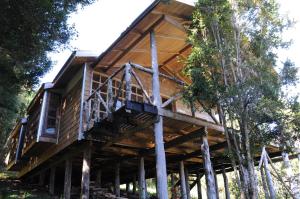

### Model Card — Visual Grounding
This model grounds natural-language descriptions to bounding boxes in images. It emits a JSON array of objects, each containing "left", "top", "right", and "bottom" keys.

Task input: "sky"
[{"left": 41, "top": 0, "right": 300, "bottom": 91}]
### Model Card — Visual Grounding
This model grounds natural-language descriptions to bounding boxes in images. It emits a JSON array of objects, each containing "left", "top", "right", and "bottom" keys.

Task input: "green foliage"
[{"left": 0, "top": 0, "right": 95, "bottom": 159}]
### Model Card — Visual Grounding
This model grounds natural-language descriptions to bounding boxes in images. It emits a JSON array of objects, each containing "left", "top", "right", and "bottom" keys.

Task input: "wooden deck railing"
[{"left": 83, "top": 62, "right": 187, "bottom": 131}]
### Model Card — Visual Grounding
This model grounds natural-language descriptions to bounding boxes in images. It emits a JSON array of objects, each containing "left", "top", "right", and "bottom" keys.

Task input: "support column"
[
  {"left": 260, "top": 166, "right": 270, "bottom": 199},
  {"left": 126, "top": 183, "right": 129, "bottom": 194},
  {"left": 180, "top": 161, "right": 188, "bottom": 199},
  {"left": 39, "top": 172, "right": 45, "bottom": 186},
  {"left": 133, "top": 174, "right": 137, "bottom": 194},
  {"left": 64, "top": 159, "right": 72, "bottom": 199},
  {"left": 150, "top": 30, "right": 168, "bottom": 199},
  {"left": 115, "top": 163, "right": 120, "bottom": 197},
  {"left": 263, "top": 152, "right": 276, "bottom": 199},
  {"left": 196, "top": 172, "right": 202, "bottom": 199},
  {"left": 201, "top": 129, "right": 217, "bottom": 199},
  {"left": 214, "top": 173, "right": 219, "bottom": 199},
  {"left": 81, "top": 146, "right": 91, "bottom": 199},
  {"left": 185, "top": 168, "right": 191, "bottom": 199},
  {"left": 96, "top": 170, "right": 102, "bottom": 188},
  {"left": 222, "top": 168, "right": 230, "bottom": 199},
  {"left": 125, "top": 63, "right": 132, "bottom": 101},
  {"left": 49, "top": 167, "right": 56, "bottom": 195},
  {"left": 171, "top": 173, "right": 177, "bottom": 199},
  {"left": 139, "top": 157, "right": 146, "bottom": 199}
]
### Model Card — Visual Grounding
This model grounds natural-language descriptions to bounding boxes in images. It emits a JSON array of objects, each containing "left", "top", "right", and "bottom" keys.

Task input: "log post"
[
  {"left": 171, "top": 173, "right": 177, "bottom": 199},
  {"left": 185, "top": 168, "right": 191, "bottom": 199},
  {"left": 260, "top": 166, "right": 270, "bottom": 199},
  {"left": 115, "top": 163, "right": 120, "bottom": 197},
  {"left": 81, "top": 146, "right": 91, "bottom": 199},
  {"left": 222, "top": 167, "right": 230, "bottom": 199},
  {"left": 214, "top": 173, "right": 219, "bottom": 199},
  {"left": 107, "top": 78, "right": 113, "bottom": 120},
  {"left": 64, "top": 158, "right": 72, "bottom": 199},
  {"left": 16, "top": 118, "right": 27, "bottom": 161},
  {"left": 139, "top": 157, "right": 146, "bottom": 199},
  {"left": 39, "top": 172, "right": 45, "bottom": 186},
  {"left": 201, "top": 129, "right": 217, "bottom": 199},
  {"left": 49, "top": 167, "right": 56, "bottom": 195},
  {"left": 133, "top": 174, "right": 137, "bottom": 194},
  {"left": 125, "top": 63, "right": 132, "bottom": 101},
  {"left": 96, "top": 170, "right": 102, "bottom": 188},
  {"left": 263, "top": 151, "right": 276, "bottom": 199},
  {"left": 196, "top": 172, "right": 202, "bottom": 199},
  {"left": 180, "top": 161, "right": 188, "bottom": 199},
  {"left": 150, "top": 30, "right": 169, "bottom": 199}
]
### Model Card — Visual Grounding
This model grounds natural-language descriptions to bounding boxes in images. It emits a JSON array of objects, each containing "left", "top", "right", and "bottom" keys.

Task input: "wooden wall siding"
[{"left": 58, "top": 80, "right": 82, "bottom": 143}]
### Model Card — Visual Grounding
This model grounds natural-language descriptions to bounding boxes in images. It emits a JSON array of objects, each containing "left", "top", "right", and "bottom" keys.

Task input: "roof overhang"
[{"left": 93, "top": 0, "right": 194, "bottom": 83}]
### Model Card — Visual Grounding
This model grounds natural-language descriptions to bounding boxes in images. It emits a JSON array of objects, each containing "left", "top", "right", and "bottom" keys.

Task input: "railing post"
[
  {"left": 107, "top": 78, "right": 113, "bottom": 120},
  {"left": 150, "top": 30, "right": 168, "bottom": 199},
  {"left": 125, "top": 63, "right": 132, "bottom": 101}
]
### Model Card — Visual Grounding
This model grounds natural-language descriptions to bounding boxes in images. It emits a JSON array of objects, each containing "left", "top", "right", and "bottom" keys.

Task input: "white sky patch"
[{"left": 41, "top": 0, "right": 300, "bottom": 95}]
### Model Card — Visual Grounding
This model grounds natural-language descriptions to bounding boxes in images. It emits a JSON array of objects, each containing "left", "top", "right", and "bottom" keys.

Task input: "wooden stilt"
[
  {"left": 263, "top": 151, "right": 276, "bottom": 199},
  {"left": 39, "top": 172, "right": 45, "bottom": 186},
  {"left": 115, "top": 163, "right": 120, "bottom": 197},
  {"left": 133, "top": 174, "right": 137, "bottom": 194},
  {"left": 49, "top": 167, "right": 56, "bottom": 195},
  {"left": 185, "top": 167, "right": 191, "bottom": 199},
  {"left": 96, "top": 170, "right": 102, "bottom": 188},
  {"left": 125, "top": 63, "right": 132, "bottom": 101},
  {"left": 171, "top": 173, "right": 177, "bottom": 199},
  {"left": 139, "top": 157, "right": 146, "bottom": 199},
  {"left": 180, "top": 161, "right": 188, "bottom": 199},
  {"left": 222, "top": 167, "right": 230, "bottom": 199},
  {"left": 107, "top": 78, "right": 113, "bottom": 120},
  {"left": 196, "top": 172, "right": 202, "bottom": 199},
  {"left": 150, "top": 30, "right": 168, "bottom": 199},
  {"left": 81, "top": 146, "right": 91, "bottom": 199},
  {"left": 260, "top": 166, "right": 270, "bottom": 199},
  {"left": 64, "top": 159, "right": 72, "bottom": 199},
  {"left": 214, "top": 173, "right": 219, "bottom": 199},
  {"left": 201, "top": 129, "right": 217, "bottom": 199}
]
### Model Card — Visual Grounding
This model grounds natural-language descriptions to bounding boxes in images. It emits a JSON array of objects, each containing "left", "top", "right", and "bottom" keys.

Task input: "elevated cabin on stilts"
[{"left": 4, "top": 1, "right": 282, "bottom": 198}]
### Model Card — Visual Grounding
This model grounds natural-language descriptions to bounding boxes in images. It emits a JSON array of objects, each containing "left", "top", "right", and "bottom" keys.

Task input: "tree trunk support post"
[
  {"left": 201, "top": 128, "right": 217, "bottom": 199},
  {"left": 133, "top": 174, "right": 137, "bottom": 194},
  {"left": 180, "top": 161, "right": 188, "bottom": 199},
  {"left": 49, "top": 167, "right": 56, "bottom": 195},
  {"left": 185, "top": 167, "right": 191, "bottom": 199},
  {"left": 150, "top": 29, "right": 169, "bottom": 199},
  {"left": 125, "top": 63, "right": 132, "bottom": 101},
  {"left": 222, "top": 167, "right": 230, "bottom": 199},
  {"left": 139, "top": 157, "right": 146, "bottom": 199},
  {"left": 64, "top": 158, "right": 72, "bottom": 199},
  {"left": 115, "top": 163, "right": 120, "bottom": 197},
  {"left": 96, "top": 170, "right": 102, "bottom": 188},
  {"left": 81, "top": 145, "right": 91, "bottom": 199},
  {"left": 196, "top": 172, "right": 202, "bottom": 199},
  {"left": 263, "top": 150, "right": 276, "bottom": 199},
  {"left": 214, "top": 172, "right": 219, "bottom": 199}
]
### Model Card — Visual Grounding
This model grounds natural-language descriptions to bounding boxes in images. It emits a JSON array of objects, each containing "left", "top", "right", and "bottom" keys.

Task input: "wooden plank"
[
  {"left": 81, "top": 146, "right": 91, "bottom": 199},
  {"left": 151, "top": 30, "right": 169, "bottom": 199},
  {"left": 64, "top": 158, "right": 72, "bottom": 199},
  {"left": 158, "top": 108, "right": 224, "bottom": 132}
]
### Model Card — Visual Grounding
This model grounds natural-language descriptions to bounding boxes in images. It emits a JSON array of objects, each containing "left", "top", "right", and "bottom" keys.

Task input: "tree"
[
  {"left": 184, "top": 0, "right": 293, "bottom": 198},
  {"left": 0, "top": 0, "right": 95, "bottom": 160}
]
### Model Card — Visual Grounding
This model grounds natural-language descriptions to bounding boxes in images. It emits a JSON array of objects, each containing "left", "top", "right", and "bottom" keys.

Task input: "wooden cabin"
[{"left": 5, "top": 1, "right": 281, "bottom": 198}]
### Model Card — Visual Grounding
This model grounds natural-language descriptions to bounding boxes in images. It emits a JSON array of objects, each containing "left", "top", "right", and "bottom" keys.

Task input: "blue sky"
[{"left": 41, "top": 0, "right": 300, "bottom": 93}]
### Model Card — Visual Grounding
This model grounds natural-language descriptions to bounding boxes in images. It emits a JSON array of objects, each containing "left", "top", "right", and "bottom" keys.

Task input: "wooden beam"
[
  {"left": 151, "top": 30, "right": 169, "bottom": 199},
  {"left": 164, "top": 15, "right": 187, "bottom": 33},
  {"left": 81, "top": 146, "right": 91, "bottom": 199},
  {"left": 64, "top": 158, "right": 72, "bottom": 199},
  {"left": 106, "top": 15, "right": 165, "bottom": 70},
  {"left": 158, "top": 108, "right": 224, "bottom": 132},
  {"left": 49, "top": 167, "right": 56, "bottom": 195},
  {"left": 160, "top": 44, "right": 191, "bottom": 69}
]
